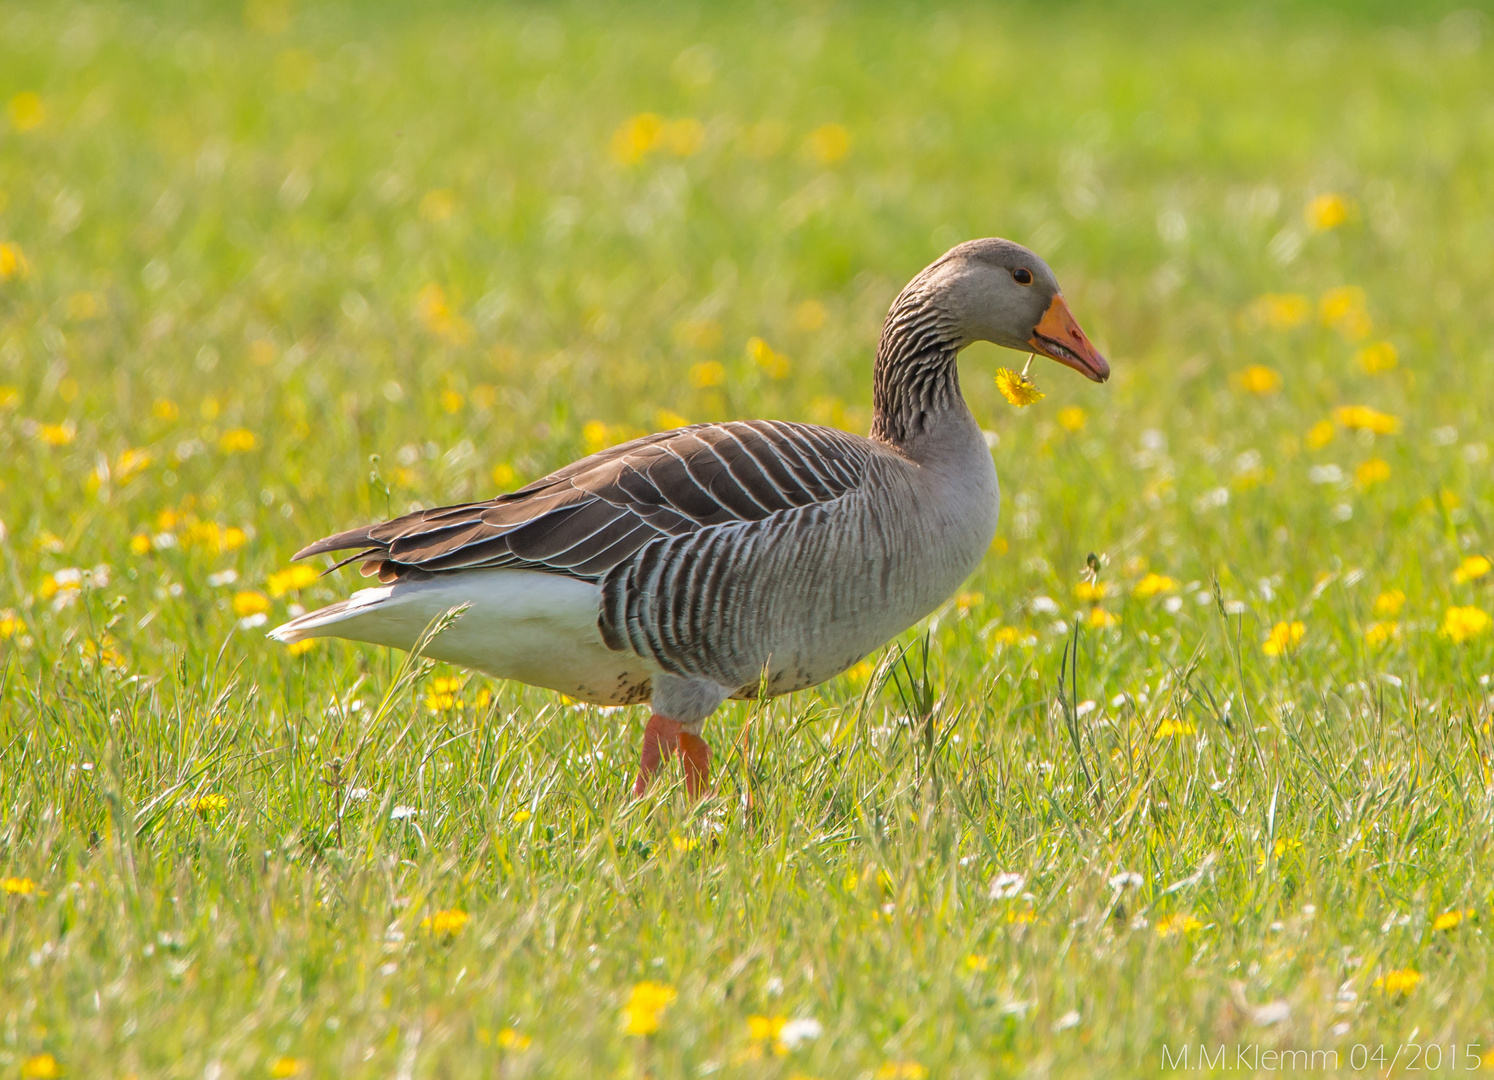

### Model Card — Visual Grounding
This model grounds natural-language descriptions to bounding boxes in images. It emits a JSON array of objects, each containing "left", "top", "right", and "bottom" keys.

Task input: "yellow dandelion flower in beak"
[{"left": 995, "top": 358, "right": 1044, "bottom": 408}]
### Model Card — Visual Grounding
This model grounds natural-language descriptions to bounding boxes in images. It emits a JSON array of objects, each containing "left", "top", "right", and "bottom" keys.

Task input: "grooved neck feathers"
[{"left": 868, "top": 279, "right": 965, "bottom": 448}]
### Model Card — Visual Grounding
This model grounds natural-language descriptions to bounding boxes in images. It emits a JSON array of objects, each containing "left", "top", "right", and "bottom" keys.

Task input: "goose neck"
[{"left": 868, "top": 285, "right": 966, "bottom": 450}]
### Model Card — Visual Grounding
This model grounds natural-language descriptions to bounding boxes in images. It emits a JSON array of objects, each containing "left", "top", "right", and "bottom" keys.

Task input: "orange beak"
[{"left": 1028, "top": 294, "right": 1110, "bottom": 383}]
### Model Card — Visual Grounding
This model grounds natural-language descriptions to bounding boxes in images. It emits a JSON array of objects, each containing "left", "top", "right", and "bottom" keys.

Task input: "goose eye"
[{"left": 1012, "top": 268, "right": 1034, "bottom": 286}]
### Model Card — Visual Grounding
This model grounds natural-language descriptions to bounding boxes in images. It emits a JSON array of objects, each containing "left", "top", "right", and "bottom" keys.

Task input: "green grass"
[{"left": 3, "top": 1, "right": 1494, "bottom": 1076}]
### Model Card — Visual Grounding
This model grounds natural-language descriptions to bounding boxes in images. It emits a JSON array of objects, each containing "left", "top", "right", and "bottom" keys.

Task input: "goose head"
[{"left": 923, "top": 238, "right": 1110, "bottom": 382}]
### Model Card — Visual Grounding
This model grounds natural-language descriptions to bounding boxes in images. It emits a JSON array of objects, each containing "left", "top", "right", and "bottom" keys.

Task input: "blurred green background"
[{"left": 3, "top": 1, "right": 1494, "bottom": 1077}]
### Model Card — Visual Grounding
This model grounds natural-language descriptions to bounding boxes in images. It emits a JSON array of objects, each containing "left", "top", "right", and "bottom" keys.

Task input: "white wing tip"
[{"left": 266, "top": 621, "right": 304, "bottom": 644}]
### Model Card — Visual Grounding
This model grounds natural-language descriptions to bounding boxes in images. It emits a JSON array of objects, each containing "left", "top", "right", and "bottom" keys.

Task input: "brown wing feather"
[{"left": 292, "top": 421, "right": 873, "bottom": 583}]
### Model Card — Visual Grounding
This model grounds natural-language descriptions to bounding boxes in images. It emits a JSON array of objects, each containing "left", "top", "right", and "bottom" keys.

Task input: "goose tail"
[{"left": 268, "top": 586, "right": 393, "bottom": 644}]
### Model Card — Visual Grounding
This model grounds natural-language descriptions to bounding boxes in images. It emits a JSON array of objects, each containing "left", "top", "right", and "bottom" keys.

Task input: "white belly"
[{"left": 269, "top": 569, "right": 655, "bottom": 705}]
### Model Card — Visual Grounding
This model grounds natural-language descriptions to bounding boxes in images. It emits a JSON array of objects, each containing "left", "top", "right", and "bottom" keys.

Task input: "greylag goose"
[{"left": 270, "top": 239, "right": 1109, "bottom": 797}]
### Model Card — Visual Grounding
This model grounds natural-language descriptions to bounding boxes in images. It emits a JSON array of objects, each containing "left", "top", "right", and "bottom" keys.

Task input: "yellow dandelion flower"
[
  {"left": 114, "top": 448, "right": 152, "bottom": 483},
  {"left": 1373, "top": 968, "right": 1421, "bottom": 995},
  {"left": 1256, "top": 837, "right": 1303, "bottom": 870},
  {"left": 1305, "top": 193, "right": 1352, "bottom": 231},
  {"left": 233, "top": 591, "right": 270, "bottom": 617},
  {"left": 440, "top": 388, "right": 464, "bottom": 414},
  {"left": 1433, "top": 910, "right": 1471, "bottom": 932},
  {"left": 1087, "top": 607, "right": 1118, "bottom": 629},
  {"left": 876, "top": 1064, "right": 928, "bottom": 1080},
  {"left": 269, "top": 1058, "right": 306, "bottom": 1078},
  {"left": 1133, "top": 573, "right": 1177, "bottom": 599},
  {"left": 654, "top": 408, "right": 690, "bottom": 431},
  {"left": 748, "top": 1015, "right": 786, "bottom": 1042},
  {"left": 1262, "top": 620, "right": 1305, "bottom": 657},
  {"left": 3, "top": 877, "right": 38, "bottom": 895},
  {"left": 511, "top": 808, "right": 531, "bottom": 824},
  {"left": 8, "top": 92, "right": 45, "bottom": 133},
  {"left": 1305, "top": 419, "right": 1335, "bottom": 449},
  {"left": 989, "top": 626, "right": 1032, "bottom": 648},
  {"left": 0, "top": 611, "right": 24, "bottom": 639},
  {"left": 420, "top": 908, "right": 469, "bottom": 935},
  {"left": 1319, "top": 285, "right": 1366, "bottom": 322},
  {"left": 1236, "top": 365, "right": 1282, "bottom": 395},
  {"left": 189, "top": 793, "right": 230, "bottom": 815},
  {"left": 747, "top": 336, "right": 791, "bottom": 379},
  {"left": 1357, "top": 341, "right": 1398, "bottom": 374},
  {"left": 267, "top": 565, "right": 319, "bottom": 597},
  {"left": 688, "top": 361, "right": 726, "bottom": 388},
  {"left": 0, "top": 385, "right": 17, "bottom": 408},
  {"left": 581, "top": 420, "right": 614, "bottom": 455},
  {"left": 953, "top": 591, "right": 982, "bottom": 613},
  {"left": 611, "top": 113, "right": 664, "bottom": 165},
  {"left": 1249, "top": 293, "right": 1310, "bottom": 329},
  {"left": 491, "top": 462, "right": 516, "bottom": 487},
  {"left": 805, "top": 123, "right": 850, "bottom": 164},
  {"left": 85, "top": 637, "right": 127, "bottom": 669},
  {"left": 36, "top": 422, "right": 75, "bottom": 446},
  {"left": 1320, "top": 286, "right": 1372, "bottom": 341},
  {"left": 1442, "top": 606, "right": 1491, "bottom": 644},
  {"left": 1156, "top": 913, "right": 1205, "bottom": 937},
  {"left": 671, "top": 833, "right": 700, "bottom": 852},
  {"left": 1333, "top": 405, "right": 1400, "bottom": 435},
  {"left": 994, "top": 367, "right": 1043, "bottom": 407},
  {"left": 620, "top": 981, "right": 677, "bottom": 1036},
  {"left": 1454, "top": 556, "right": 1491, "bottom": 585},
  {"left": 1074, "top": 581, "right": 1108, "bottom": 603},
  {"left": 496, "top": 1028, "right": 531, "bottom": 1050},
  {"left": 219, "top": 428, "right": 259, "bottom": 453},
  {"left": 20, "top": 1054, "right": 59, "bottom": 1080},
  {"left": 39, "top": 573, "right": 68, "bottom": 602},
  {"left": 0, "top": 242, "right": 29, "bottom": 281},
  {"left": 1364, "top": 622, "right": 1400, "bottom": 648},
  {"left": 1374, "top": 590, "right": 1406, "bottom": 616},
  {"left": 152, "top": 398, "right": 179, "bottom": 421},
  {"left": 1156, "top": 719, "right": 1195, "bottom": 738},
  {"left": 184, "top": 521, "right": 231, "bottom": 550},
  {"left": 1056, "top": 405, "right": 1087, "bottom": 432},
  {"left": 286, "top": 639, "right": 316, "bottom": 656},
  {"left": 415, "top": 283, "right": 472, "bottom": 345},
  {"left": 1355, "top": 458, "right": 1391, "bottom": 487}
]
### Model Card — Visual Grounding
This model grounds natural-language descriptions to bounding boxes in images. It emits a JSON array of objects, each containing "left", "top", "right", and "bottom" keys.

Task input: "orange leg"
[
  {"left": 678, "top": 731, "right": 712, "bottom": 800},
  {"left": 632, "top": 714, "right": 682, "bottom": 797},
  {"left": 631, "top": 714, "right": 713, "bottom": 800}
]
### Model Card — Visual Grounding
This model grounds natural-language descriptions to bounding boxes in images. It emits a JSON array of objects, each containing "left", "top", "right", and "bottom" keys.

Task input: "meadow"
[{"left": 3, "top": 0, "right": 1494, "bottom": 1075}]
